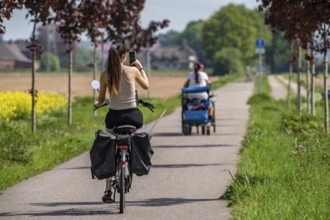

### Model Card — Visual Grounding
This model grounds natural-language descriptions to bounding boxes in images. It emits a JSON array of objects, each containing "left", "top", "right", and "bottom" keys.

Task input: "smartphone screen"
[{"left": 129, "top": 51, "right": 136, "bottom": 66}]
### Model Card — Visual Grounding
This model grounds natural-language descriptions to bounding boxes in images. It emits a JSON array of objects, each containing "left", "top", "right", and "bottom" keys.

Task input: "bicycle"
[{"left": 94, "top": 98, "right": 155, "bottom": 214}]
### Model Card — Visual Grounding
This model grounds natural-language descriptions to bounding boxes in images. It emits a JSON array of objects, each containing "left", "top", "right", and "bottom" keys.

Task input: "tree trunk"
[
  {"left": 31, "top": 13, "right": 37, "bottom": 132},
  {"left": 306, "top": 43, "right": 310, "bottom": 114},
  {"left": 297, "top": 45, "right": 302, "bottom": 113},
  {"left": 311, "top": 50, "right": 315, "bottom": 116},
  {"left": 323, "top": 50, "right": 329, "bottom": 134},
  {"left": 68, "top": 42, "right": 73, "bottom": 126},
  {"left": 288, "top": 41, "right": 293, "bottom": 109}
]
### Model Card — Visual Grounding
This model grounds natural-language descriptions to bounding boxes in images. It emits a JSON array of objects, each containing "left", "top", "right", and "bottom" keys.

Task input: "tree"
[
  {"left": 0, "top": 0, "right": 23, "bottom": 34},
  {"left": 269, "top": 31, "right": 290, "bottom": 73},
  {"left": 213, "top": 47, "right": 244, "bottom": 75},
  {"left": 40, "top": 52, "right": 60, "bottom": 71},
  {"left": 158, "top": 30, "right": 183, "bottom": 46},
  {"left": 37, "top": 24, "right": 69, "bottom": 68},
  {"left": 259, "top": 0, "right": 330, "bottom": 133},
  {"left": 1, "top": 1, "right": 55, "bottom": 132},
  {"left": 260, "top": 1, "right": 314, "bottom": 113},
  {"left": 311, "top": 2, "right": 330, "bottom": 133},
  {"left": 181, "top": 20, "right": 207, "bottom": 65},
  {"left": 80, "top": 0, "right": 112, "bottom": 116},
  {"left": 24, "top": 0, "right": 53, "bottom": 132},
  {"left": 52, "top": 0, "right": 85, "bottom": 126},
  {"left": 202, "top": 4, "right": 271, "bottom": 74}
]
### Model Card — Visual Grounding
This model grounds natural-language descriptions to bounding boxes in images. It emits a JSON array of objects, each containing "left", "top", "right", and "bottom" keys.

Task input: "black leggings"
[{"left": 105, "top": 108, "right": 143, "bottom": 129}]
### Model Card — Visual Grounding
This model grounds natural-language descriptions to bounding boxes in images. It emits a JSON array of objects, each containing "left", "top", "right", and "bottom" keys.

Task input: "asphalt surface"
[
  {"left": 0, "top": 81, "right": 254, "bottom": 220},
  {"left": 268, "top": 74, "right": 307, "bottom": 100},
  {"left": 268, "top": 75, "right": 287, "bottom": 100}
]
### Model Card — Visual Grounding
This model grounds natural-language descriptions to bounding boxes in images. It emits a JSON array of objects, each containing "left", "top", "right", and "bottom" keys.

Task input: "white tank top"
[{"left": 109, "top": 67, "right": 137, "bottom": 110}]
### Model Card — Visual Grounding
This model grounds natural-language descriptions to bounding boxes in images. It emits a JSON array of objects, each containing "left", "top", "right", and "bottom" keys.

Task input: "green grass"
[{"left": 224, "top": 75, "right": 330, "bottom": 220}]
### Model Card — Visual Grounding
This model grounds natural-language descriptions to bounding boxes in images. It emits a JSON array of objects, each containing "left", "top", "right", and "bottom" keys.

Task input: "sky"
[{"left": 1, "top": 0, "right": 259, "bottom": 41}]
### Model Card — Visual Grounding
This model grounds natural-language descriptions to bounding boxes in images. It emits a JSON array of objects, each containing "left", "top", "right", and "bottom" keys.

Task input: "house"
[
  {"left": 138, "top": 45, "right": 197, "bottom": 70},
  {"left": 0, "top": 38, "right": 33, "bottom": 69}
]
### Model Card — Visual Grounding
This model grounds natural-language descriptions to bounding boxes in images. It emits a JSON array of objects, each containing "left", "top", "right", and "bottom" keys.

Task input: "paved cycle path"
[
  {"left": 0, "top": 81, "right": 254, "bottom": 220},
  {"left": 268, "top": 74, "right": 308, "bottom": 100},
  {"left": 268, "top": 75, "right": 287, "bottom": 100}
]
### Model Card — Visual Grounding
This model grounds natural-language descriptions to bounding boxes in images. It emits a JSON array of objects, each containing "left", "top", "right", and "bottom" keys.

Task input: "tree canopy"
[{"left": 202, "top": 4, "right": 272, "bottom": 74}]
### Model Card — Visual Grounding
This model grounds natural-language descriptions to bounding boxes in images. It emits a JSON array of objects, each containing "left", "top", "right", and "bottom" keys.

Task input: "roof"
[
  {"left": 150, "top": 46, "right": 197, "bottom": 63},
  {"left": 0, "top": 41, "right": 31, "bottom": 62}
]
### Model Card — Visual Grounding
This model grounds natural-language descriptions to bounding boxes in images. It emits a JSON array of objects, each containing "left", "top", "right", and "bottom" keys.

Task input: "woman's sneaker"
[{"left": 102, "top": 190, "right": 113, "bottom": 203}]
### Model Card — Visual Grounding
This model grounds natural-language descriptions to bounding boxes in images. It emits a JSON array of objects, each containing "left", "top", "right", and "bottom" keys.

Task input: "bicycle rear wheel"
[{"left": 119, "top": 165, "right": 125, "bottom": 213}]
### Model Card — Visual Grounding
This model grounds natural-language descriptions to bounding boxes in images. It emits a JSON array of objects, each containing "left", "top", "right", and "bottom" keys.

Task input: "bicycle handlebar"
[
  {"left": 94, "top": 99, "right": 155, "bottom": 112},
  {"left": 138, "top": 99, "right": 156, "bottom": 112}
]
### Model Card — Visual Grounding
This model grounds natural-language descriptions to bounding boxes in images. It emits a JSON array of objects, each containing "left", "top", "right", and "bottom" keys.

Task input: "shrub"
[
  {"left": 280, "top": 112, "right": 321, "bottom": 135},
  {"left": 40, "top": 52, "right": 61, "bottom": 72},
  {"left": 213, "top": 47, "right": 245, "bottom": 75}
]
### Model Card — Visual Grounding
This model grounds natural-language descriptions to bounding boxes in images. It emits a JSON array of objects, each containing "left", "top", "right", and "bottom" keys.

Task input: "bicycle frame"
[{"left": 112, "top": 134, "right": 132, "bottom": 214}]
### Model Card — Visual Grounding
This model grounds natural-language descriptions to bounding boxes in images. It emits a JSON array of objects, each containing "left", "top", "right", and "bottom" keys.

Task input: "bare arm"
[
  {"left": 95, "top": 72, "right": 107, "bottom": 107},
  {"left": 132, "top": 60, "right": 149, "bottom": 89}
]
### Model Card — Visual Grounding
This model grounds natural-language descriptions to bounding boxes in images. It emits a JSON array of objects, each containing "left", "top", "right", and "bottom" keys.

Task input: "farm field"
[{"left": 0, "top": 73, "right": 206, "bottom": 99}]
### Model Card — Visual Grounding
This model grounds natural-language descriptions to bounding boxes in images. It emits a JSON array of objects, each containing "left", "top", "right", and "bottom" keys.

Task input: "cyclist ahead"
[
  {"left": 94, "top": 41, "right": 149, "bottom": 203},
  {"left": 183, "top": 63, "right": 213, "bottom": 118}
]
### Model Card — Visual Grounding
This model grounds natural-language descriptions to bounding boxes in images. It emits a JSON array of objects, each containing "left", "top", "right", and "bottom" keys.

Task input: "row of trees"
[
  {"left": 158, "top": 4, "right": 290, "bottom": 75},
  {"left": 0, "top": 0, "right": 169, "bottom": 132},
  {"left": 259, "top": 1, "right": 330, "bottom": 134}
]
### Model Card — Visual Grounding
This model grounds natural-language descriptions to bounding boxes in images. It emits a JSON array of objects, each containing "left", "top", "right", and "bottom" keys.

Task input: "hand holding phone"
[{"left": 129, "top": 51, "right": 136, "bottom": 66}]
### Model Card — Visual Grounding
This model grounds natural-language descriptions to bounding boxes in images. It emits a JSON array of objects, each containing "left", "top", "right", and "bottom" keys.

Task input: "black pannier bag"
[
  {"left": 89, "top": 130, "right": 116, "bottom": 179},
  {"left": 130, "top": 132, "right": 154, "bottom": 176}
]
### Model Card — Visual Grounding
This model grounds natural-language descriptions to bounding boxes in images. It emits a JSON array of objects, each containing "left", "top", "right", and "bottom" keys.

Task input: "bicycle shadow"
[
  {"left": 153, "top": 143, "right": 233, "bottom": 149},
  {"left": 127, "top": 197, "right": 219, "bottom": 207},
  {"left": 0, "top": 206, "right": 118, "bottom": 217},
  {"left": 152, "top": 163, "right": 228, "bottom": 169},
  {"left": 0, "top": 197, "right": 221, "bottom": 217}
]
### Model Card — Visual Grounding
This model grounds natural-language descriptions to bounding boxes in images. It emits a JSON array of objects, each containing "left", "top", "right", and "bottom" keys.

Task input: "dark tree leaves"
[{"left": 0, "top": 0, "right": 23, "bottom": 33}]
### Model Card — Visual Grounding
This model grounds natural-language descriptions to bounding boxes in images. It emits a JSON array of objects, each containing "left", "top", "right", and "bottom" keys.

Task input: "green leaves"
[{"left": 202, "top": 4, "right": 272, "bottom": 75}]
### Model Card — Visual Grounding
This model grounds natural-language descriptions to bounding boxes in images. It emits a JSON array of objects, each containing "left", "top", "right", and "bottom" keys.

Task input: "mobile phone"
[{"left": 129, "top": 51, "right": 136, "bottom": 66}]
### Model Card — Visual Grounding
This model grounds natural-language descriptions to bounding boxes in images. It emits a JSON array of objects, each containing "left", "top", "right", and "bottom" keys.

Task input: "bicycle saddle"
[{"left": 113, "top": 125, "right": 137, "bottom": 134}]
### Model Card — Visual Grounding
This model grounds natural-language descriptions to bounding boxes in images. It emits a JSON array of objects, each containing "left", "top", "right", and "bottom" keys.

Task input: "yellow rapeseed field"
[{"left": 0, "top": 91, "right": 66, "bottom": 123}]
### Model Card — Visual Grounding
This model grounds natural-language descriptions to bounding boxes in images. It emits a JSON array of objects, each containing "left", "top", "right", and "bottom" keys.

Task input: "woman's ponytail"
[
  {"left": 194, "top": 63, "right": 201, "bottom": 84},
  {"left": 106, "top": 42, "right": 127, "bottom": 95}
]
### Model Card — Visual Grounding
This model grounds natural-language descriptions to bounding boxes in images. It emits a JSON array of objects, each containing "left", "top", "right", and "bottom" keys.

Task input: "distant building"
[
  {"left": 15, "top": 39, "right": 31, "bottom": 59},
  {"left": 138, "top": 45, "right": 198, "bottom": 70},
  {"left": 0, "top": 39, "right": 34, "bottom": 69}
]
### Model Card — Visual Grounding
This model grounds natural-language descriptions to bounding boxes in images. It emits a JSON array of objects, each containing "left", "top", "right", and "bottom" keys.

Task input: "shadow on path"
[
  {"left": 128, "top": 197, "right": 220, "bottom": 207},
  {"left": 0, "top": 197, "right": 221, "bottom": 217},
  {"left": 152, "top": 163, "right": 230, "bottom": 169},
  {"left": 0, "top": 208, "right": 117, "bottom": 217},
  {"left": 153, "top": 143, "right": 233, "bottom": 149}
]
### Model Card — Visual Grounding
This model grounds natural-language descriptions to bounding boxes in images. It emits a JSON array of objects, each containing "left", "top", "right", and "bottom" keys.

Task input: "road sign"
[
  {"left": 256, "top": 38, "right": 265, "bottom": 48},
  {"left": 255, "top": 48, "right": 265, "bottom": 54}
]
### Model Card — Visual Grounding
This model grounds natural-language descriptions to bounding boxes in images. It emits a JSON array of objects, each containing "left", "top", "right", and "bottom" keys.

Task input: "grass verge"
[{"left": 223, "top": 75, "right": 330, "bottom": 220}]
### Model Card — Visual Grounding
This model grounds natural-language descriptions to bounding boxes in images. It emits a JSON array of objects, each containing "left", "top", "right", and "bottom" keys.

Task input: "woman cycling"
[{"left": 94, "top": 41, "right": 149, "bottom": 203}]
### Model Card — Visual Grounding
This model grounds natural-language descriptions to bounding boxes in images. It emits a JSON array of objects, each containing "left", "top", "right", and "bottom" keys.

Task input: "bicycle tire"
[{"left": 120, "top": 165, "right": 125, "bottom": 213}]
